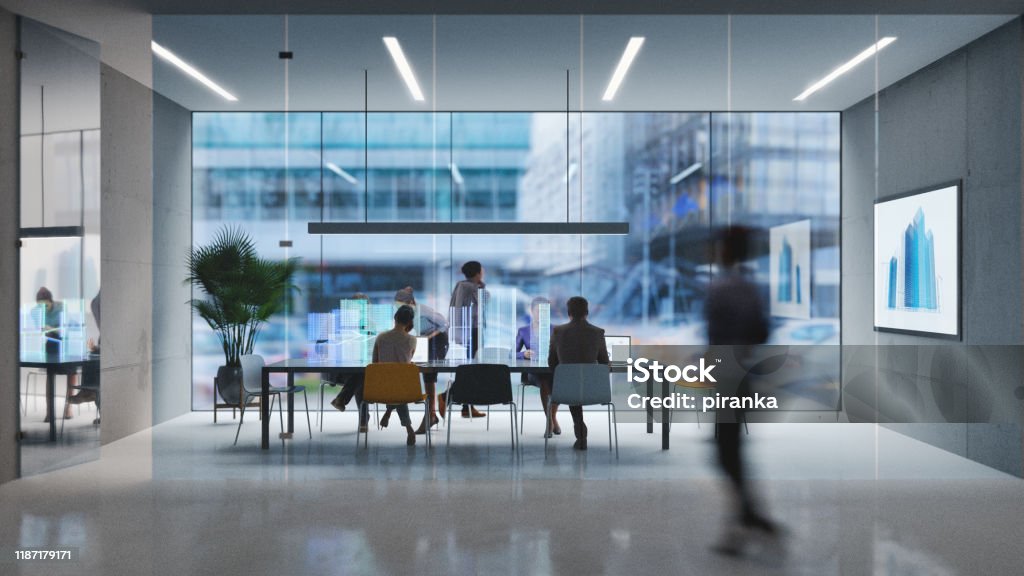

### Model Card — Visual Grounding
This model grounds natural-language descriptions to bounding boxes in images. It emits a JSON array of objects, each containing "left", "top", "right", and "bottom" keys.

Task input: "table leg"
[
  {"left": 261, "top": 368, "right": 270, "bottom": 450},
  {"left": 287, "top": 373, "right": 295, "bottom": 434},
  {"left": 661, "top": 380, "right": 670, "bottom": 450},
  {"left": 646, "top": 379, "right": 653, "bottom": 434},
  {"left": 47, "top": 371, "right": 56, "bottom": 441}
]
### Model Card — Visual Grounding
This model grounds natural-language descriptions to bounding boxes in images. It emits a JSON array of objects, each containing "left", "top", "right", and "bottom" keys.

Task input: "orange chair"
[{"left": 359, "top": 363, "right": 430, "bottom": 452}]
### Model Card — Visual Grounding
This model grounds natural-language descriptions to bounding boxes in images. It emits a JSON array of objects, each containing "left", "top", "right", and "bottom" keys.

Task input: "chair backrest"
[
  {"left": 476, "top": 347, "right": 512, "bottom": 363},
  {"left": 551, "top": 364, "right": 611, "bottom": 406},
  {"left": 450, "top": 364, "right": 513, "bottom": 405},
  {"left": 363, "top": 363, "right": 423, "bottom": 404},
  {"left": 240, "top": 354, "right": 266, "bottom": 395}
]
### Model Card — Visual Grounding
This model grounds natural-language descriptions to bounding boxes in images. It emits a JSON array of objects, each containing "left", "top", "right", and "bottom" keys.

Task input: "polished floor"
[{"left": 1, "top": 410, "right": 1021, "bottom": 575}]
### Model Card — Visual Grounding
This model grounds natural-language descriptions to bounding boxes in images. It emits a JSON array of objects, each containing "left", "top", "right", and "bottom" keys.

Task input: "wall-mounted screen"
[
  {"left": 873, "top": 183, "right": 960, "bottom": 338},
  {"left": 769, "top": 219, "right": 811, "bottom": 319}
]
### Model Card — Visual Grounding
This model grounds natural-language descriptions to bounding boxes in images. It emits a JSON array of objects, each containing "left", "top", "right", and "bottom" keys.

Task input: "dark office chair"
[
  {"left": 445, "top": 364, "right": 518, "bottom": 452},
  {"left": 548, "top": 364, "right": 618, "bottom": 458},
  {"left": 60, "top": 366, "right": 101, "bottom": 437},
  {"left": 234, "top": 354, "right": 312, "bottom": 446}
]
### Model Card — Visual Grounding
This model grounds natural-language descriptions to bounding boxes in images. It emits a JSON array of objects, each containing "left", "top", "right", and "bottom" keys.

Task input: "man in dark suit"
[{"left": 547, "top": 296, "right": 609, "bottom": 450}]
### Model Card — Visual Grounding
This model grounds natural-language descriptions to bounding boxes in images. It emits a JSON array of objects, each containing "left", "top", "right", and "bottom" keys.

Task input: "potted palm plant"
[{"left": 187, "top": 226, "right": 299, "bottom": 408}]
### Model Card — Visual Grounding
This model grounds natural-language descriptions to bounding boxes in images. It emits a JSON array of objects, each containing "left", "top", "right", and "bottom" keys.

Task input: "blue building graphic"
[
  {"left": 777, "top": 236, "right": 802, "bottom": 304},
  {"left": 887, "top": 207, "right": 938, "bottom": 311}
]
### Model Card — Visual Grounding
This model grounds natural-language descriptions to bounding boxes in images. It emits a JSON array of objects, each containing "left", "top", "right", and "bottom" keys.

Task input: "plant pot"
[{"left": 215, "top": 365, "right": 244, "bottom": 405}]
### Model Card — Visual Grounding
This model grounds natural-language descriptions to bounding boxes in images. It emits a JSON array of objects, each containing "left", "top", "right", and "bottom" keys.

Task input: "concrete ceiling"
[
  {"left": 153, "top": 14, "right": 1016, "bottom": 112},
  {"left": 137, "top": 1, "right": 1024, "bottom": 15}
]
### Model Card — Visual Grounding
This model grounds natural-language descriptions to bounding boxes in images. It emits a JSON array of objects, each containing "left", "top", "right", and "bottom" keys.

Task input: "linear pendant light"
[
  {"left": 151, "top": 41, "right": 237, "bottom": 101},
  {"left": 383, "top": 37, "right": 425, "bottom": 101},
  {"left": 602, "top": 37, "right": 645, "bottom": 101},
  {"left": 794, "top": 37, "right": 897, "bottom": 101}
]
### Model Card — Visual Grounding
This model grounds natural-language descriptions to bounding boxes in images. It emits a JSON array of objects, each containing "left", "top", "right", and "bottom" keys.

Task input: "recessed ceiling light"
[
  {"left": 383, "top": 37, "right": 425, "bottom": 102},
  {"left": 794, "top": 37, "right": 897, "bottom": 102},
  {"left": 151, "top": 41, "right": 237, "bottom": 102},
  {"left": 603, "top": 37, "right": 645, "bottom": 101}
]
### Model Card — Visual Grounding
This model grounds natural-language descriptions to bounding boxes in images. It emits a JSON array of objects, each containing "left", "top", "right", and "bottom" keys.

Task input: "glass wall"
[
  {"left": 18, "top": 19, "right": 102, "bottom": 474},
  {"left": 192, "top": 111, "right": 840, "bottom": 409}
]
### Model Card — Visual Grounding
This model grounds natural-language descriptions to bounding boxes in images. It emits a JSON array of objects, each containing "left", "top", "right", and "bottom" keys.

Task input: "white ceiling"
[{"left": 152, "top": 14, "right": 1016, "bottom": 112}]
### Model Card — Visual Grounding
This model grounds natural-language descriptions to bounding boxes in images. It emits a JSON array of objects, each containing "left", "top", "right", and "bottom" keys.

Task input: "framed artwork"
[
  {"left": 873, "top": 182, "right": 960, "bottom": 338},
  {"left": 770, "top": 219, "right": 812, "bottom": 319}
]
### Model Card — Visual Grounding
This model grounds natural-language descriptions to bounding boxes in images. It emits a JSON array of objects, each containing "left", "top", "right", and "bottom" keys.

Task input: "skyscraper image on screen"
[
  {"left": 777, "top": 236, "right": 802, "bottom": 304},
  {"left": 769, "top": 220, "right": 811, "bottom": 319},
  {"left": 873, "top": 183, "right": 958, "bottom": 337},
  {"left": 886, "top": 207, "right": 939, "bottom": 312}
]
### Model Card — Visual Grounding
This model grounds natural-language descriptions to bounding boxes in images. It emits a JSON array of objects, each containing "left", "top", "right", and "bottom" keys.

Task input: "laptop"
[
  {"left": 412, "top": 336, "right": 429, "bottom": 363},
  {"left": 604, "top": 335, "right": 631, "bottom": 365}
]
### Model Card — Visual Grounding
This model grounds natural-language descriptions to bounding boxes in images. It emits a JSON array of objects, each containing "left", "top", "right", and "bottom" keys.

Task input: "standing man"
[
  {"left": 443, "top": 260, "right": 486, "bottom": 419},
  {"left": 547, "top": 296, "right": 608, "bottom": 450},
  {"left": 704, "top": 226, "right": 780, "bottom": 555}
]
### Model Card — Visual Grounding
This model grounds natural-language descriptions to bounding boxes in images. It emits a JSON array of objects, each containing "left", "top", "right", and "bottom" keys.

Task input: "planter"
[{"left": 215, "top": 365, "right": 244, "bottom": 405}]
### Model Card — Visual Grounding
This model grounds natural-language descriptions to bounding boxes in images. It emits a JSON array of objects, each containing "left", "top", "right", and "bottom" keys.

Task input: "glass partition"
[
  {"left": 191, "top": 110, "right": 841, "bottom": 407},
  {"left": 18, "top": 19, "right": 101, "bottom": 475}
]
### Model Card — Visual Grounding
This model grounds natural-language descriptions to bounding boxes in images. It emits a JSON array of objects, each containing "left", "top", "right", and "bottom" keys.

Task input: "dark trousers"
[
  {"left": 715, "top": 418, "right": 764, "bottom": 524},
  {"left": 569, "top": 405, "right": 586, "bottom": 439},
  {"left": 335, "top": 375, "right": 369, "bottom": 425}
]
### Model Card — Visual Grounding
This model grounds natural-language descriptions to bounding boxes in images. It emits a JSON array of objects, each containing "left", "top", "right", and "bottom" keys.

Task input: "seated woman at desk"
[
  {"left": 370, "top": 305, "right": 419, "bottom": 445},
  {"left": 516, "top": 296, "right": 559, "bottom": 437},
  {"left": 36, "top": 287, "right": 76, "bottom": 421}
]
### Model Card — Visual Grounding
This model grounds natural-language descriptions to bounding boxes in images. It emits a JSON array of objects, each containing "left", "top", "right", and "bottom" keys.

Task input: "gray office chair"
[
  {"left": 234, "top": 354, "right": 312, "bottom": 446},
  {"left": 547, "top": 363, "right": 618, "bottom": 458}
]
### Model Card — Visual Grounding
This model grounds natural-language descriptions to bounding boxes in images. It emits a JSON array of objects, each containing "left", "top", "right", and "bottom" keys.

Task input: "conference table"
[
  {"left": 20, "top": 354, "right": 100, "bottom": 441},
  {"left": 259, "top": 359, "right": 661, "bottom": 450}
]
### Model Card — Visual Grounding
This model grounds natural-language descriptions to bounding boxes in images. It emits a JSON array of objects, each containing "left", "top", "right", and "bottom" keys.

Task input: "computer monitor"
[
  {"left": 604, "top": 336, "right": 631, "bottom": 363},
  {"left": 412, "top": 336, "right": 429, "bottom": 363}
]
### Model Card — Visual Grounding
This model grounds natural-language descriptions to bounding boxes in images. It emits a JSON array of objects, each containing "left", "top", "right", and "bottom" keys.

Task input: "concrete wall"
[
  {"left": 842, "top": 19, "right": 1024, "bottom": 476},
  {"left": 152, "top": 93, "right": 191, "bottom": 425},
  {"left": 100, "top": 63, "right": 154, "bottom": 445},
  {"left": 0, "top": 0, "right": 151, "bottom": 89},
  {"left": 0, "top": 6, "right": 21, "bottom": 484}
]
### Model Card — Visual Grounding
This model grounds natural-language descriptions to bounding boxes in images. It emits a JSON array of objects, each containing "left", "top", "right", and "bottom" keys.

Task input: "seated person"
[
  {"left": 516, "top": 296, "right": 559, "bottom": 437},
  {"left": 548, "top": 296, "right": 609, "bottom": 451},
  {"left": 36, "top": 287, "right": 76, "bottom": 421},
  {"left": 393, "top": 287, "right": 448, "bottom": 434},
  {"left": 329, "top": 293, "right": 371, "bottom": 427},
  {"left": 368, "top": 305, "right": 419, "bottom": 446}
]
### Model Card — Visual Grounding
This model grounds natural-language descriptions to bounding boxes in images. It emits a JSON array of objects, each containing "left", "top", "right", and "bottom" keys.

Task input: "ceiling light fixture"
[
  {"left": 450, "top": 163, "right": 464, "bottom": 186},
  {"left": 602, "top": 37, "right": 645, "bottom": 101},
  {"left": 383, "top": 37, "right": 425, "bottom": 101},
  {"left": 794, "top": 37, "right": 897, "bottom": 102},
  {"left": 670, "top": 162, "right": 703, "bottom": 185},
  {"left": 325, "top": 162, "right": 359, "bottom": 185},
  {"left": 151, "top": 40, "right": 237, "bottom": 102}
]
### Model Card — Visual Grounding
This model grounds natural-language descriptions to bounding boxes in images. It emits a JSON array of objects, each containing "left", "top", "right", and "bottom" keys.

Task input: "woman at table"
[
  {"left": 516, "top": 296, "right": 559, "bottom": 437},
  {"left": 394, "top": 287, "right": 448, "bottom": 434},
  {"left": 36, "top": 287, "right": 76, "bottom": 421}
]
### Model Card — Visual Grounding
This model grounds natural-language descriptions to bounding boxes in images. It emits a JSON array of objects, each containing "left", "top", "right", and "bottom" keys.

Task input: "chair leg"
[
  {"left": 303, "top": 389, "right": 312, "bottom": 439},
  {"left": 508, "top": 402, "right": 516, "bottom": 452},
  {"left": 610, "top": 403, "right": 619, "bottom": 459},
  {"left": 607, "top": 404, "right": 613, "bottom": 451},
  {"left": 543, "top": 398, "right": 550, "bottom": 457},
  {"left": 319, "top": 383, "right": 325, "bottom": 432},
  {"left": 355, "top": 401, "right": 363, "bottom": 450},
  {"left": 486, "top": 409, "right": 490, "bottom": 431},
  {"left": 742, "top": 412, "right": 749, "bottom": 435},
  {"left": 446, "top": 395, "right": 453, "bottom": 450},
  {"left": 233, "top": 399, "right": 247, "bottom": 446},
  {"left": 518, "top": 384, "right": 525, "bottom": 432},
  {"left": 423, "top": 402, "right": 431, "bottom": 454}
]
